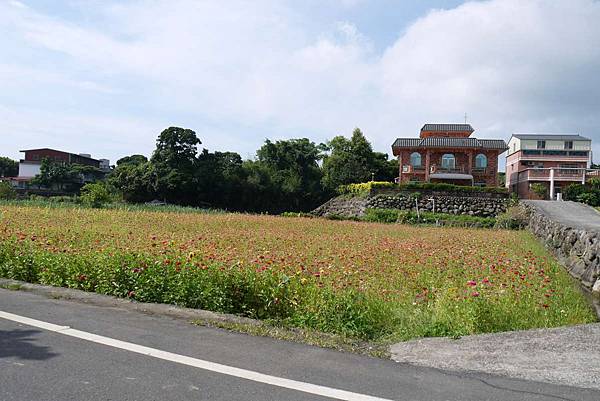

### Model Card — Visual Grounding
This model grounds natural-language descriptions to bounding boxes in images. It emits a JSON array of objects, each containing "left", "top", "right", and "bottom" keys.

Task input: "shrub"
[
  {"left": 337, "top": 181, "right": 509, "bottom": 196},
  {"left": 337, "top": 181, "right": 394, "bottom": 195},
  {"left": 280, "top": 212, "right": 313, "bottom": 218},
  {"left": 80, "top": 182, "right": 114, "bottom": 208},
  {"left": 530, "top": 183, "right": 548, "bottom": 199},
  {"left": 0, "top": 182, "right": 16, "bottom": 200},
  {"left": 563, "top": 182, "right": 600, "bottom": 206},
  {"left": 364, "top": 208, "right": 496, "bottom": 228},
  {"left": 494, "top": 206, "right": 529, "bottom": 230}
]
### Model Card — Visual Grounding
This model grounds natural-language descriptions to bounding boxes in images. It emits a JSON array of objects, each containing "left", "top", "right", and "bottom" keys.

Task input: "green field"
[{"left": 0, "top": 204, "right": 595, "bottom": 343}]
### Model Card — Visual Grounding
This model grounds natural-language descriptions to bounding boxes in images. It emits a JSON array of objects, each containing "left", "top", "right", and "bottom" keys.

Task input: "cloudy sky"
[{"left": 1, "top": 0, "right": 599, "bottom": 168}]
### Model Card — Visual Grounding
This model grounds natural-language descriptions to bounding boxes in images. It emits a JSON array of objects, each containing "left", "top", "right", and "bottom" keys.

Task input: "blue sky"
[{"left": 1, "top": 0, "right": 599, "bottom": 168}]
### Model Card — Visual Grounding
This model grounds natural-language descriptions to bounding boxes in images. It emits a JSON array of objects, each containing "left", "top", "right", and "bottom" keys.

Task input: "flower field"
[{"left": 0, "top": 204, "right": 596, "bottom": 341}]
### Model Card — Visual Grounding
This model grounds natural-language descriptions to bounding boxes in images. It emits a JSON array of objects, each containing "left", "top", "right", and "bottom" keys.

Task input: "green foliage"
[
  {"left": 337, "top": 181, "right": 508, "bottom": 195},
  {"left": 0, "top": 182, "right": 16, "bottom": 200},
  {"left": 0, "top": 157, "right": 18, "bottom": 177},
  {"left": 321, "top": 128, "right": 396, "bottom": 191},
  {"left": 494, "top": 206, "right": 529, "bottom": 230},
  {"left": 337, "top": 181, "right": 395, "bottom": 195},
  {"left": 530, "top": 183, "right": 548, "bottom": 199},
  {"left": 116, "top": 154, "right": 148, "bottom": 166},
  {"left": 363, "top": 208, "right": 497, "bottom": 228},
  {"left": 563, "top": 182, "right": 600, "bottom": 206},
  {"left": 80, "top": 182, "right": 115, "bottom": 208}
]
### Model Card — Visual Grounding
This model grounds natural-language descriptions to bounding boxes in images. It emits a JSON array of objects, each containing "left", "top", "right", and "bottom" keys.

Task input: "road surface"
[{"left": 1, "top": 288, "right": 598, "bottom": 401}]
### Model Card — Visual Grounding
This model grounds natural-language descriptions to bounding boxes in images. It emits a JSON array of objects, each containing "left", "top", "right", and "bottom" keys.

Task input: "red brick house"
[{"left": 392, "top": 124, "right": 508, "bottom": 186}]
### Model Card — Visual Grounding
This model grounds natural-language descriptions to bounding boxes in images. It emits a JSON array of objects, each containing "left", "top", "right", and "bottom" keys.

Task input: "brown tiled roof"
[
  {"left": 392, "top": 137, "right": 508, "bottom": 150},
  {"left": 421, "top": 123, "right": 474, "bottom": 132}
]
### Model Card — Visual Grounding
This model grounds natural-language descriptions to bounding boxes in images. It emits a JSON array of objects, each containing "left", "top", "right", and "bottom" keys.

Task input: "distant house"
[
  {"left": 505, "top": 134, "right": 594, "bottom": 199},
  {"left": 392, "top": 124, "right": 508, "bottom": 187},
  {"left": 6, "top": 148, "right": 109, "bottom": 192}
]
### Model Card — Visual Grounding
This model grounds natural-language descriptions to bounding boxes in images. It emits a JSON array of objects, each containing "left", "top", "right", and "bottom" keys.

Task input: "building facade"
[
  {"left": 505, "top": 134, "right": 593, "bottom": 199},
  {"left": 5, "top": 148, "right": 107, "bottom": 191},
  {"left": 392, "top": 124, "right": 508, "bottom": 187}
]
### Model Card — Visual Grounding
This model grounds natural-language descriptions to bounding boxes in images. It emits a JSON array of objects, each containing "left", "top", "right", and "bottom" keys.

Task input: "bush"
[
  {"left": 530, "top": 183, "right": 547, "bottom": 199},
  {"left": 563, "top": 182, "right": 600, "bottom": 206},
  {"left": 0, "top": 182, "right": 16, "bottom": 200},
  {"left": 364, "top": 208, "right": 496, "bottom": 228},
  {"left": 280, "top": 212, "right": 314, "bottom": 218},
  {"left": 80, "top": 182, "right": 114, "bottom": 208},
  {"left": 337, "top": 181, "right": 394, "bottom": 195},
  {"left": 337, "top": 181, "right": 508, "bottom": 196},
  {"left": 494, "top": 206, "right": 529, "bottom": 230}
]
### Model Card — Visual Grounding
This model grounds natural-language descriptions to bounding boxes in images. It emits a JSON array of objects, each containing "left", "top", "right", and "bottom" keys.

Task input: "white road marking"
[{"left": 0, "top": 310, "right": 393, "bottom": 401}]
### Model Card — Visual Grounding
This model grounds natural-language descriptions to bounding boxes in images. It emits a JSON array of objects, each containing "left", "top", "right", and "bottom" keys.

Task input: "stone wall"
[
  {"left": 525, "top": 204, "right": 600, "bottom": 295},
  {"left": 311, "top": 195, "right": 368, "bottom": 218},
  {"left": 312, "top": 194, "right": 508, "bottom": 218},
  {"left": 366, "top": 194, "right": 507, "bottom": 217}
]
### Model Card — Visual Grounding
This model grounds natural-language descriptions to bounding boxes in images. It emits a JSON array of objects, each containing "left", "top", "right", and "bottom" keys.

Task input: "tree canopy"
[
  {"left": 0, "top": 157, "right": 18, "bottom": 177},
  {"left": 106, "top": 126, "right": 397, "bottom": 212}
]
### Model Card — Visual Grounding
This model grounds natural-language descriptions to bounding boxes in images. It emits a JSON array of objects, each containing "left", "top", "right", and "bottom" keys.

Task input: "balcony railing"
[{"left": 519, "top": 168, "right": 586, "bottom": 181}]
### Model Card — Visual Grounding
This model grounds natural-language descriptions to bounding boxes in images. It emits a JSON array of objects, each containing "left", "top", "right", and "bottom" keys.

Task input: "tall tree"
[
  {"left": 321, "top": 128, "right": 390, "bottom": 191},
  {"left": 31, "top": 158, "right": 79, "bottom": 191},
  {"left": 253, "top": 138, "right": 326, "bottom": 212},
  {"left": 0, "top": 157, "right": 18, "bottom": 177},
  {"left": 150, "top": 127, "right": 201, "bottom": 204}
]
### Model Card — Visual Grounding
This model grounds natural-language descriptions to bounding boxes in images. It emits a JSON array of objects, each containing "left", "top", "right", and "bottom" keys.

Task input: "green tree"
[
  {"left": 0, "top": 157, "right": 18, "bottom": 177},
  {"left": 0, "top": 182, "right": 16, "bottom": 199},
  {"left": 150, "top": 127, "right": 201, "bottom": 204},
  {"left": 321, "top": 128, "right": 394, "bottom": 191},
  {"left": 109, "top": 161, "right": 155, "bottom": 203},
  {"left": 116, "top": 154, "right": 148, "bottom": 166},
  {"left": 80, "top": 182, "right": 114, "bottom": 208},
  {"left": 31, "top": 158, "right": 79, "bottom": 191},
  {"left": 251, "top": 138, "right": 326, "bottom": 212}
]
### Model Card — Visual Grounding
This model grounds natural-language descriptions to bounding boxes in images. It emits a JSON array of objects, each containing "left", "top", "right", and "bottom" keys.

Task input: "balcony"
[{"left": 519, "top": 168, "right": 586, "bottom": 181}]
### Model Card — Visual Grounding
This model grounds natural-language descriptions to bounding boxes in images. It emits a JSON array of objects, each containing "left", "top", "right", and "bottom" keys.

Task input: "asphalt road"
[
  {"left": 523, "top": 200, "right": 600, "bottom": 232},
  {"left": 1, "top": 289, "right": 598, "bottom": 401}
]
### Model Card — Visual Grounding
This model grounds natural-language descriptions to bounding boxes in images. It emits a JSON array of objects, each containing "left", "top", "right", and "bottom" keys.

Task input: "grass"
[{"left": 0, "top": 204, "right": 595, "bottom": 343}]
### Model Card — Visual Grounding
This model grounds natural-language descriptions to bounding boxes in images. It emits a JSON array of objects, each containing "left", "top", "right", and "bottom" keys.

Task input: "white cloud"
[{"left": 0, "top": 0, "right": 599, "bottom": 165}]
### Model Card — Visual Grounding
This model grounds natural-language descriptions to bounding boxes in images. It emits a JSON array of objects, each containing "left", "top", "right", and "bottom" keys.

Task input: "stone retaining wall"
[
  {"left": 311, "top": 196, "right": 368, "bottom": 218},
  {"left": 367, "top": 195, "right": 507, "bottom": 217},
  {"left": 524, "top": 204, "right": 600, "bottom": 295},
  {"left": 312, "top": 194, "right": 508, "bottom": 218}
]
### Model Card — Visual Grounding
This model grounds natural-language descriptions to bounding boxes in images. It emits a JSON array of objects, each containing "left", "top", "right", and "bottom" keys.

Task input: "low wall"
[
  {"left": 311, "top": 196, "right": 368, "bottom": 218},
  {"left": 370, "top": 188, "right": 510, "bottom": 199},
  {"left": 367, "top": 195, "right": 508, "bottom": 217},
  {"left": 311, "top": 194, "right": 508, "bottom": 218},
  {"left": 525, "top": 204, "right": 600, "bottom": 295}
]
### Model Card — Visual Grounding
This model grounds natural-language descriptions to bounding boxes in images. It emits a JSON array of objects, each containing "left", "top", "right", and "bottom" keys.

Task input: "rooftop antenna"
[{"left": 464, "top": 112, "right": 468, "bottom": 124}]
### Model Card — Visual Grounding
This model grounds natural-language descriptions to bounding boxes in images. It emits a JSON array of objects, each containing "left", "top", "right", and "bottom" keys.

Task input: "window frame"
[{"left": 441, "top": 153, "right": 456, "bottom": 169}]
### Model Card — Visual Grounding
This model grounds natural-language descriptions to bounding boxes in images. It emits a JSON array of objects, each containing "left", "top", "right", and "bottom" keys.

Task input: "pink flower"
[
  {"left": 467, "top": 280, "right": 477, "bottom": 286},
  {"left": 471, "top": 291, "right": 480, "bottom": 297}
]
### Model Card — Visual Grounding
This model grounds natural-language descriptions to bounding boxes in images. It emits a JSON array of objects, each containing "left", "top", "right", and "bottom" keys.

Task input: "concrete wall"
[{"left": 18, "top": 162, "right": 41, "bottom": 178}]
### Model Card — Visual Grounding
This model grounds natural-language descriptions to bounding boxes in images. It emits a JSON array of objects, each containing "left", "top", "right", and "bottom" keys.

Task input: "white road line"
[{"left": 0, "top": 310, "right": 393, "bottom": 401}]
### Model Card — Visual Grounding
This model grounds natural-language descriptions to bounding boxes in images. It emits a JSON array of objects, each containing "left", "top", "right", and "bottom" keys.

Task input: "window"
[
  {"left": 475, "top": 153, "right": 487, "bottom": 168},
  {"left": 410, "top": 152, "right": 421, "bottom": 167},
  {"left": 441, "top": 154, "right": 455, "bottom": 169},
  {"left": 564, "top": 141, "right": 573, "bottom": 150},
  {"left": 537, "top": 140, "right": 546, "bottom": 149}
]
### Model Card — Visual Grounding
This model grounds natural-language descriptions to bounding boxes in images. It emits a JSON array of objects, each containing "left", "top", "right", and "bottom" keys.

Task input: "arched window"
[
  {"left": 410, "top": 152, "right": 421, "bottom": 167},
  {"left": 441, "top": 154, "right": 455, "bottom": 169},
  {"left": 475, "top": 153, "right": 487, "bottom": 168}
]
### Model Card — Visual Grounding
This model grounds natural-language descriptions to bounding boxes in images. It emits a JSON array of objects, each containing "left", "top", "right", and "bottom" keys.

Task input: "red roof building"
[{"left": 392, "top": 124, "right": 508, "bottom": 187}]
